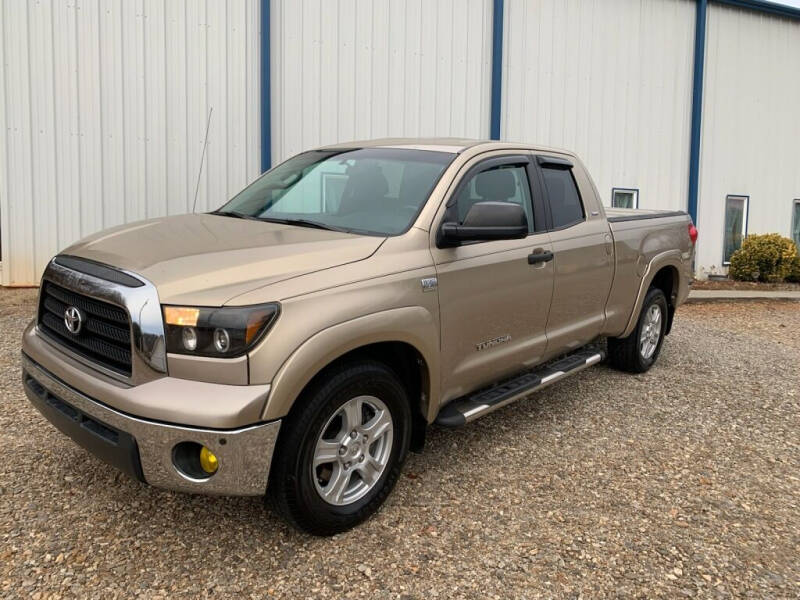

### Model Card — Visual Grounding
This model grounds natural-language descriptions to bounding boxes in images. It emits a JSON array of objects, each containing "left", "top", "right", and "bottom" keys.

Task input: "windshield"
[{"left": 215, "top": 148, "right": 454, "bottom": 236}]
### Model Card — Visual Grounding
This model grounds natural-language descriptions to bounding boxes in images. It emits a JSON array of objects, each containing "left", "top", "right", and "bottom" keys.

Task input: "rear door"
[
  {"left": 533, "top": 154, "right": 614, "bottom": 355},
  {"left": 431, "top": 153, "right": 554, "bottom": 401}
]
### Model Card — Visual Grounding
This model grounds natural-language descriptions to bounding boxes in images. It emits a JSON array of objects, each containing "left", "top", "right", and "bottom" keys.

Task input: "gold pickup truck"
[{"left": 21, "top": 138, "right": 697, "bottom": 534}]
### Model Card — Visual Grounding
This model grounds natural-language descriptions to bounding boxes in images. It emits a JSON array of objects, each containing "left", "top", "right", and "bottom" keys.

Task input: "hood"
[{"left": 62, "top": 213, "right": 385, "bottom": 305}]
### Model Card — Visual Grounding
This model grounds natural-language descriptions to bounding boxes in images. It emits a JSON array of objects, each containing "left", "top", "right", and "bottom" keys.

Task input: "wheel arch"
[
  {"left": 620, "top": 251, "right": 682, "bottom": 338},
  {"left": 261, "top": 307, "right": 439, "bottom": 447},
  {"left": 649, "top": 264, "right": 679, "bottom": 335}
]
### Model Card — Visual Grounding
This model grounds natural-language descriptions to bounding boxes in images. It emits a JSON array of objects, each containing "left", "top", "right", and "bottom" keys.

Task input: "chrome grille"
[{"left": 38, "top": 281, "right": 133, "bottom": 376}]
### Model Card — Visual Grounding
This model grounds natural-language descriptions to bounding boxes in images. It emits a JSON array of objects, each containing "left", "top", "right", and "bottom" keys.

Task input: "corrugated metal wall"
[
  {"left": 501, "top": 0, "right": 696, "bottom": 210},
  {"left": 270, "top": 0, "right": 493, "bottom": 163},
  {"left": 3, "top": 0, "right": 799, "bottom": 283},
  {"left": 0, "top": 0, "right": 262, "bottom": 286},
  {"left": 696, "top": 3, "right": 800, "bottom": 274}
]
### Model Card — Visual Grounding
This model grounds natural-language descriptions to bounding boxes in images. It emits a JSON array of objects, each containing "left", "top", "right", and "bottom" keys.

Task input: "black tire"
[
  {"left": 608, "top": 287, "right": 668, "bottom": 373},
  {"left": 267, "top": 360, "right": 411, "bottom": 536}
]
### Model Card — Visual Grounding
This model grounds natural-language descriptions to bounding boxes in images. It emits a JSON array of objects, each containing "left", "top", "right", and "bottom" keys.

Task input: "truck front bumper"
[{"left": 22, "top": 353, "right": 281, "bottom": 496}]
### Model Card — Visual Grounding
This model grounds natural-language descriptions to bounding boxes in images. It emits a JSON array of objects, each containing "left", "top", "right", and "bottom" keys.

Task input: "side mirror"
[{"left": 439, "top": 201, "right": 528, "bottom": 246}]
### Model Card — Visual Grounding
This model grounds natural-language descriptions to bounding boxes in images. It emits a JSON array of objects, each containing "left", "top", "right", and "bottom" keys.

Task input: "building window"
[
  {"left": 321, "top": 173, "right": 347, "bottom": 212},
  {"left": 611, "top": 188, "right": 638, "bottom": 209},
  {"left": 792, "top": 200, "right": 800, "bottom": 251},
  {"left": 723, "top": 195, "right": 749, "bottom": 264}
]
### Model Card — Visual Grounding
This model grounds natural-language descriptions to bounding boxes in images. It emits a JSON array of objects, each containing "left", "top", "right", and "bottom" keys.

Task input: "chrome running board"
[{"left": 435, "top": 347, "right": 605, "bottom": 427}]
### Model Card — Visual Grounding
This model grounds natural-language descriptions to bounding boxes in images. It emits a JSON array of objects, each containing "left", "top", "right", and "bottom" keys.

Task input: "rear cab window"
[{"left": 537, "top": 156, "right": 585, "bottom": 229}]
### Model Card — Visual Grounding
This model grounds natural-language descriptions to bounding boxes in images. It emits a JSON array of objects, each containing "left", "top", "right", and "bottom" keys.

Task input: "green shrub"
[
  {"left": 787, "top": 255, "right": 800, "bottom": 283},
  {"left": 728, "top": 233, "right": 799, "bottom": 283}
]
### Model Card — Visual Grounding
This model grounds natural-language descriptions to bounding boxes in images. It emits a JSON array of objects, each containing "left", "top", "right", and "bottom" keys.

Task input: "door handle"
[{"left": 528, "top": 251, "right": 554, "bottom": 265}]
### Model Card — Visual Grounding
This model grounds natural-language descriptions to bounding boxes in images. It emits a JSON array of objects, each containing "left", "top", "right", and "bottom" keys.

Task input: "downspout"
[
  {"left": 489, "top": 0, "right": 505, "bottom": 140},
  {"left": 687, "top": 0, "right": 707, "bottom": 224}
]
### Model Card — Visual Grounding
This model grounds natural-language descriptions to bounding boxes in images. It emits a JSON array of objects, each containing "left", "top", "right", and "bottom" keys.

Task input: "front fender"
[{"left": 261, "top": 306, "right": 440, "bottom": 422}]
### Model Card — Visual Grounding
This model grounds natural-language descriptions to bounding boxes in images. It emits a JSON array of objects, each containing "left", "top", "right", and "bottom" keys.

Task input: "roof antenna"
[{"left": 192, "top": 106, "right": 213, "bottom": 213}]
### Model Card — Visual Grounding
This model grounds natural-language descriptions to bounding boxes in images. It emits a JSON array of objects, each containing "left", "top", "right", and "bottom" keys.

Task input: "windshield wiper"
[
  {"left": 209, "top": 210, "right": 263, "bottom": 221},
  {"left": 211, "top": 211, "right": 350, "bottom": 233},
  {"left": 277, "top": 218, "right": 348, "bottom": 232},
  {"left": 255, "top": 216, "right": 350, "bottom": 233}
]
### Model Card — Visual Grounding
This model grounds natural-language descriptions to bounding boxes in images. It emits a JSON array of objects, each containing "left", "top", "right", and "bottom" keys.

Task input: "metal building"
[{"left": 1, "top": 0, "right": 799, "bottom": 285}]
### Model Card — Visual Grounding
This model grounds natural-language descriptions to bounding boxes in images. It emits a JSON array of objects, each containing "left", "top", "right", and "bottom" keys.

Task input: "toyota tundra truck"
[{"left": 21, "top": 138, "right": 697, "bottom": 535}]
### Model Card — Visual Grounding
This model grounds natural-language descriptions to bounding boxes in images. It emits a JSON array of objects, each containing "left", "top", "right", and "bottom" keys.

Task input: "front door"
[{"left": 431, "top": 154, "right": 554, "bottom": 403}]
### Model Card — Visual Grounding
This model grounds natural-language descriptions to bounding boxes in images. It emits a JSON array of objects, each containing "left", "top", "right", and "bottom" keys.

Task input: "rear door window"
[{"left": 540, "top": 166, "right": 585, "bottom": 229}]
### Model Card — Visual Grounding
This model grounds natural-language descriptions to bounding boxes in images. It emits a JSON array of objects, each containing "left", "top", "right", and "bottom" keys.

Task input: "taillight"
[{"left": 688, "top": 223, "right": 698, "bottom": 244}]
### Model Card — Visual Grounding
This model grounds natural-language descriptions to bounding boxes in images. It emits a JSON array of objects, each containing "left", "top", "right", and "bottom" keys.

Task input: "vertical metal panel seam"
[
  {"left": 320, "top": 0, "right": 326, "bottom": 145},
  {"left": 299, "top": 0, "right": 304, "bottom": 145},
  {"left": 260, "top": 0, "right": 271, "bottom": 171},
  {"left": 245, "top": 0, "right": 250, "bottom": 179},
  {"left": 688, "top": 0, "right": 707, "bottom": 224},
  {"left": 490, "top": 0, "right": 504, "bottom": 140},
  {"left": 386, "top": 1, "right": 392, "bottom": 134},
  {"left": 73, "top": 3, "right": 84, "bottom": 237},
  {"left": 49, "top": 3, "right": 61, "bottom": 250},
  {"left": 352, "top": 3, "right": 356, "bottom": 138},
  {"left": 415, "top": 0, "right": 422, "bottom": 135},
  {"left": 371, "top": 1, "right": 377, "bottom": 138},
  {"left": 163, "top": 0, "right": 169, "bottom": 216},
  {"left": 0, "top": 1, "right": 7, "bottom": 277},
  {"left": 142, "top": 0, "right": 149, "bottom": 219},
  {"left": 336, "top": 0, "right": 341, "bottom": 140},
  {"left": 183, "top": 0, "right": 188, "bottom": 211},
  {"left": 447, "top": 0, "right": 454, "bottom": 132},
  {"left": 434, "top": 2, "right": 440, "bottom": 133},
  {"left": 277, "top": 0, "right": 283, "bottom": 156},
  {"left": 400, "top": 0, "right": 407, "bottom": 134},
  {"left": 204, "top": 0, "right": 210, "bottom": 198},
  {"left": 224, "top": 0, "right": 230, "bottom": 195},
  {"left": 97, "top": 0, "right": 106, "bottom": 228},
  {"left": 119, "top": 4, "right": 127, "bottom": 223},
  {"left": 26, "top": 1, "right": 36, "bottom": 277},
  {"left": 447, "top": 0, "right": 452, "bottom": 133}
]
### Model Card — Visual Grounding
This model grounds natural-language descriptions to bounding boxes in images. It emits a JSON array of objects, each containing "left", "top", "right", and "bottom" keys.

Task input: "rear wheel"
[
  {"left": 268, "top": 360, "right": 411, "bottom": 535},
  {"left": 608, "top": 287, "right": 668, "bottom": 373}
]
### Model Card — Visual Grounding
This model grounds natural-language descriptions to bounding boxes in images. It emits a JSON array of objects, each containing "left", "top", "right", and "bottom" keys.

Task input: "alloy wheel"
[{"left": 312, "top": 395, "right": 394, "bottom": 506}]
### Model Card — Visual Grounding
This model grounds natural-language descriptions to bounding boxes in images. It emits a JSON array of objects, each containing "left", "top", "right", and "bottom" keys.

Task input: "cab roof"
[{"left": 318, "top": 137, "right": 574, "bottom": 156}]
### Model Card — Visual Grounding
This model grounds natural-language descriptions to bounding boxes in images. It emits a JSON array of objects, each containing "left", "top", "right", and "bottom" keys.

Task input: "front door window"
[{"left": 450, "top": 165, "right": 535, "bottom": 232}]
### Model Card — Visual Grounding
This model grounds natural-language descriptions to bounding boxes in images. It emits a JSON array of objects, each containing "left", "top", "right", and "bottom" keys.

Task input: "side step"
[{"left": 435, "top": 347, "right": 606, "bottom": 427}]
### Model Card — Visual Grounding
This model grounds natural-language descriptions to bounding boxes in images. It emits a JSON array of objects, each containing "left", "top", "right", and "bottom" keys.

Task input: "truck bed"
[
  {"left": 604, "top": 207, "right": 688, "bottom": 223},
  {"left": 601, "top": 207, "right": 693, "bottom": 339}
]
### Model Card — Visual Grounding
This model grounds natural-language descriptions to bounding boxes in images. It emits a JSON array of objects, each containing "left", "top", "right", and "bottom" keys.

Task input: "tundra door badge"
[{"left": 420, "top": 277, "right": 438, "bottom": 292}]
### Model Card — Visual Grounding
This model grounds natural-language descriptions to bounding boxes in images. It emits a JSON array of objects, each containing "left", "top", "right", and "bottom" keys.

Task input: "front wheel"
[
  {"left": 608, "top": 287, "right": 668, "bottom": 373},
  {"left": 268, "top": 361, "right": 411, "bottom": 535}
]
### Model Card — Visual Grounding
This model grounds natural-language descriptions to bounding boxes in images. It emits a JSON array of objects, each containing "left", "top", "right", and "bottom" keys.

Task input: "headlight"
[{"left": 163, "top": 303, "right": 279, "bottom": 357}]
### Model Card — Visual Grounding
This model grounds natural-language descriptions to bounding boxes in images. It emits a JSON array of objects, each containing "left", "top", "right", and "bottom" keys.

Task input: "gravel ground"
[{"left": 1, "top": 288, "right": 798, "bottom": 598}]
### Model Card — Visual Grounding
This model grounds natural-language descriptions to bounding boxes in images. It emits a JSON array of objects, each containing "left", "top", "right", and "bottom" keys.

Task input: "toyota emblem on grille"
[{"left": 64, "top": 306, "right": 83, "bottom": 335}]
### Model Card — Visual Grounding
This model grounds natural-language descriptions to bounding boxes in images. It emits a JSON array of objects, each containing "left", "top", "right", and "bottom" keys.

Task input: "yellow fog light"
[{"left": 199, "top": 446, "right": 219, "bottom": 474}]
